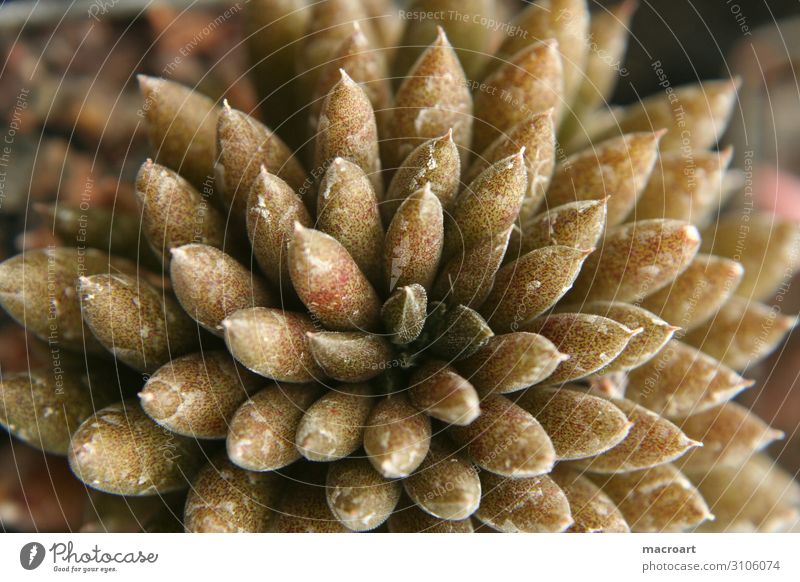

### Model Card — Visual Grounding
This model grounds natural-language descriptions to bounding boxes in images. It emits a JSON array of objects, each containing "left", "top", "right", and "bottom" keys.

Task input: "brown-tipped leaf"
[
  {"left": 383, "top": 184, "right": 444, "bottom": 293},
  {"left": 289, "top": 225, "right": 382, "bottom": 332},
  {"left": 466, "top": 111, "right": 556, "bottom": 224},
  {"left": 523, "top": 313, "right": 640, "bottom": 384},
  {"left": 626, "top": 339, "right": 754, "bottom": 417},
  {"left": 449, "top": 394, "right": 555, "bottom": 478},
  {"left": 383, "top": 130, "right": 461, "bottom": 222},
  {"left": 0, "top": 248, "right": 137, "bottom": 353},
  {"left": 314, "top": 70, "right": 383, "bottom": 198},
  {"left": 640, "top": 253, "right": 743, "bottom": 331},
  {"left": 326, "top": 457, "right": 402, "bottom": 532},
  {"left": 184, "top": 456, "right": 282, "bottom": 532},
  {"left": 428, "top": 304, "right": 494, "bottom": 361},
  {"left": 317, "top": 158, "right": 384, "bottom": 285},
  {"left": 571, "top": 397, "right": 699, "bottom": 473},
  {"left": 592, "top": 464, "right": 712, "bottom": 532},
  {"left": 476, "top": 471, "right": 572, "bottom": 533},
  {"left": 247, "top": 169, "right": 313, "bottom": 295},
  {"left": 481, "top": 245, "right": 591, "bottom": 332},
  {"left": 517, "top": 386, "right": 632, "bottom": 460},
  {"left": 381, "top": 284, "right": 428, "bottom": 345},
  {"left": 364, "top": 395, "right": 432, "bottom": 478},
  {"left": 409, "top": 360, "right": 480, "bottom": 426},
  {"left": 222, "top": 307, "right": 325, "bottom": 383},
  {"left": 135, "top": 160, "right": 227, "bottom": 265},
  {"left": 684, "top": 296, "right": 798, "bottom": 370},
  {"left": 296, "top": 384, "right": 374, "bottom": 462},
  {"left": 307, "top": 331, "right": 393, "bottom": 382},
  {"left": 569, "top": 301, "right": 678, "bottom": 375},
  {"left": 676, "top": 402, "right": 784, "bottom": 471},
  {"left": 455, "top": 332, "right": 566, "bottom": 395},
  {"left": 388, "top": 27, "right": 472, "bottom": 167},
  {"left": 569, "top": 219, "right": 701, "bottom": 303},
  {"left": 403, "top": 438, "right": 481, "bottom": 520},
  {"left": 78, "top": 274, "right": 197, "bottom": 373},
  {"left": 226, "top": 384, "right": 321, "bottom": 471},
  {"left": 442, "top": 150, "right": 528, "bottom": 259},
  {"left": 216, "top": 104, "right": 306, "bottom": 218},
  {"left": 139, "top": 351, "right": 260, "bottom": 439},
  {"left": 546, "top": 132, "right": 661, "bottom": 226},
  {"left": 551, "top": 466, "right": 630, "bottom": 533},
  {"left": 69, "top": 401, "right": 202, "bottom": 496},
  {"left": 474, "top": 40, "right": 563, "bottom": 153},
  {"left": 138, "top": 76, "right": 218, "bottom": 188},
  {"left": 508, "top": 198, "right": 607, "bottom": 261},
  {"left": 170, "top": 244, "right": 274, "bottom": 336}
]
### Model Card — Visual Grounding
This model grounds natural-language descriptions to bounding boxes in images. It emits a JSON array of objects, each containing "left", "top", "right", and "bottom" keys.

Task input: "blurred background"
[{"left": 1, "top": 0, "right": 800, "bottom": 531}]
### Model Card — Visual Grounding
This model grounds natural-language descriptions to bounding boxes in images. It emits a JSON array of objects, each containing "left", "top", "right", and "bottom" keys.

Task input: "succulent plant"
[{"left": 1, "top": 0, "right": 798, "bottom": 534}]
